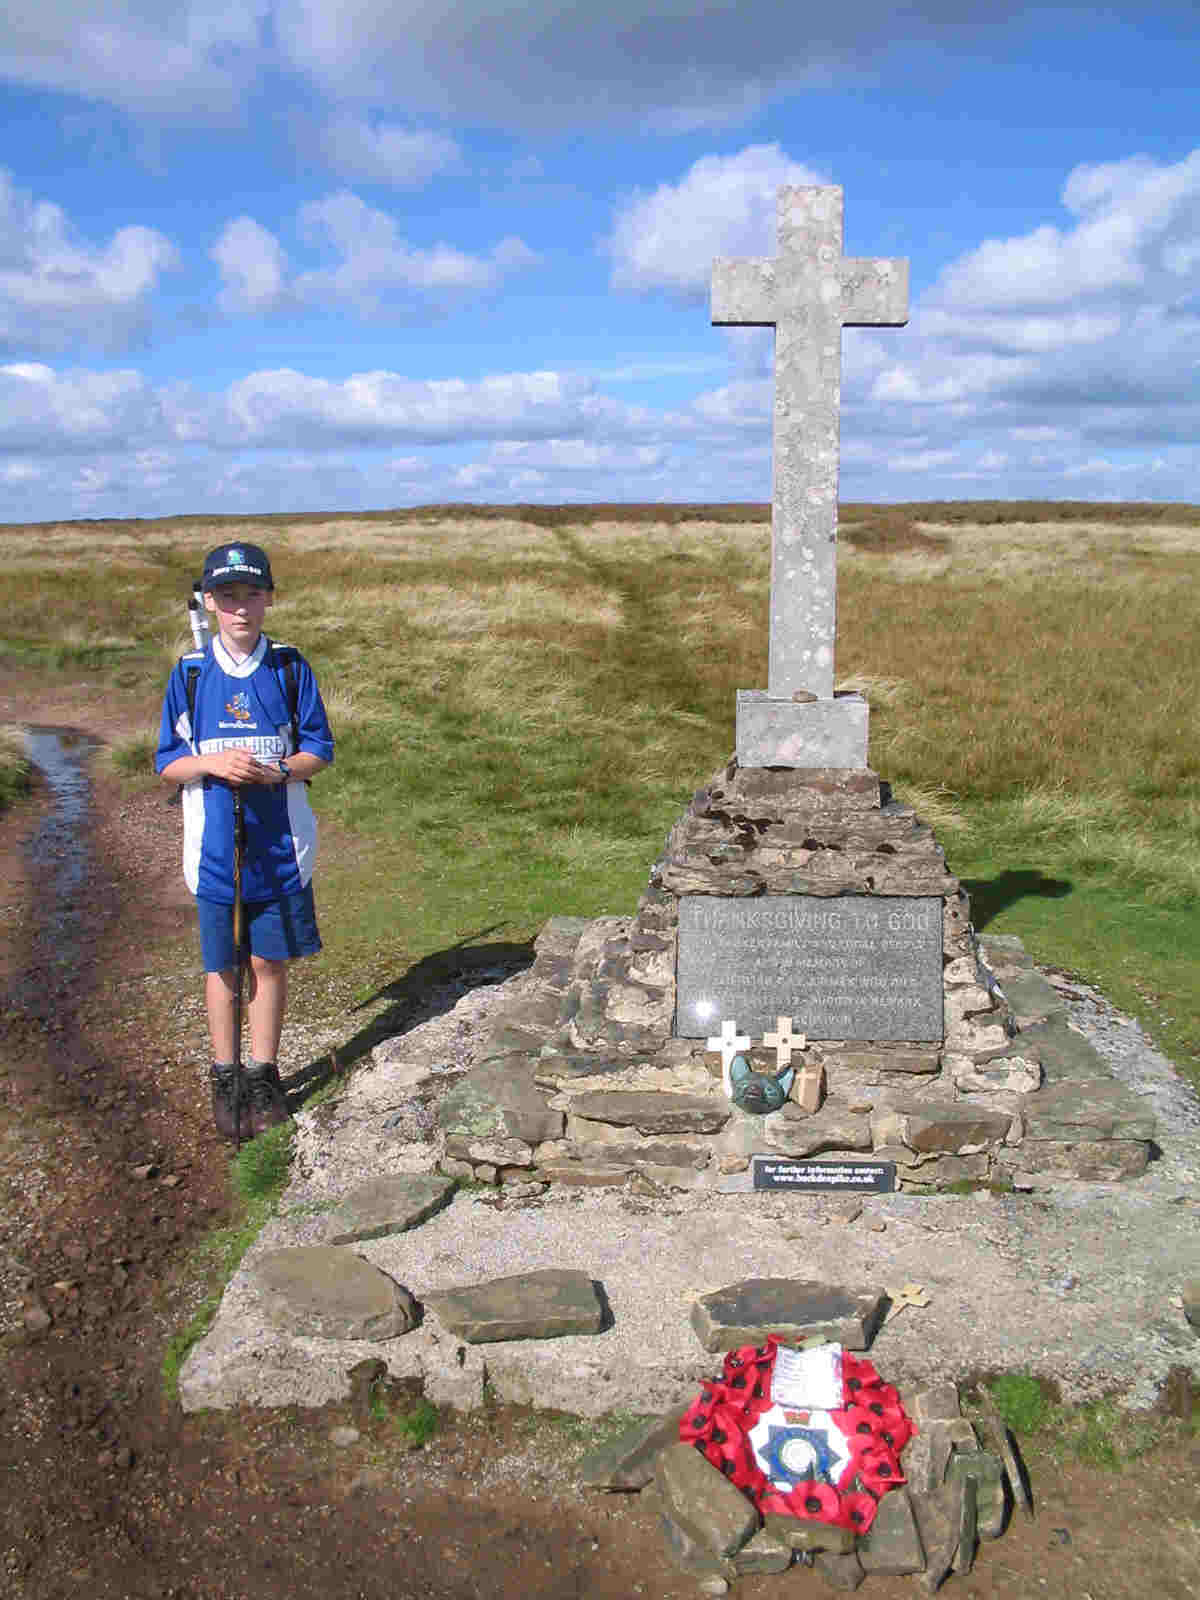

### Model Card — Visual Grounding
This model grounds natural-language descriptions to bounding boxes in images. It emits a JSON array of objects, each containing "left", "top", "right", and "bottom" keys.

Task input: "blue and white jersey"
[{"left": 155, "top": 633, "right": 335, "bottom": 904}]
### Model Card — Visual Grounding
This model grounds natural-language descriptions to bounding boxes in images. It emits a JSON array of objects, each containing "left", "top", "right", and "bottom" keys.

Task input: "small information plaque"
[{"left": 752, "top": 1157, "right": 897, "bottom": 1193}]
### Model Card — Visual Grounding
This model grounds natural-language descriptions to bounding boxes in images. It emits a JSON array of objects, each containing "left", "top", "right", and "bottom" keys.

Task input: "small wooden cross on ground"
[
  {"left": 763, "top": 1016, "right": 805, "bottom": 1069},
  {"left": 707, "top": 1019, "right": 751, "bottom": 1097}
]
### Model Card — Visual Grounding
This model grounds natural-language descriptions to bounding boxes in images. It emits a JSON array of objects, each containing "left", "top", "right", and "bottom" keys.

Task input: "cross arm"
[
  {"left": 840, "top": 256, "right": 909, "bottom": 328},
  {"left": 712, "top": 257, "right": 776, "bottom": 327}
]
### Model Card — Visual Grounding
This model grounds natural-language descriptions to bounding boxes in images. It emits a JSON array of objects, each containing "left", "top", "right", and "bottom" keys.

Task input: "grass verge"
[
  {"left": 161, "top": 1122, "right": 295, "bottom": 1402},
  {"left": 0, "top": 725, "right": 32, "bottom": 814}
]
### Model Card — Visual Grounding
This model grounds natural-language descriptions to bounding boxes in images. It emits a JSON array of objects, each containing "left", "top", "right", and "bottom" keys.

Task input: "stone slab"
[
  {"left": 858, "top": 1487, "right": 926, "bottom": 1575},
  {"left": 731, "top": 1529, "right": 793, "bottom": 1575},
  {"left": 761, "top": 1101, "right": 873, "bottom": 1157},
  {"left": 325, "top": 1174, "right": 457, "bottom": 1244},
  {"left": 424, "top": 1267, "right": 605, "bottom": 1344},
  {"left": 577, "top": 1411, "right": 685, "bottom": 1490},
  {"left": 642, "top": 1487, "right": 736, "bottom": 1582},
  {"left": 735, "top": 690, "right": 868, "bottom": 769},
  {"left": 691, "top": 1277, "right": 886, "bottom": 1352},
  {"left": 1019, "top": 1078, "right": 1157, "bottom": 1143},
  {"left": 676, "top": 894, "right": 943, "bottom": 1040},
  {"left": 657, "top": 1442, "right": 760, "bottom": 1558},
  {"left": 565, "top": 1090, "right": 729, "bottom": 1135},
  {"left": 251, "top": 1248, "right": 418, "bottom": 1341},
  {"left": 946, "top": 1449, "right": 1006, "bottom": 1540},
  {"left": 1011, "top": 1018, "right": 1113, "bottom": 1083}
]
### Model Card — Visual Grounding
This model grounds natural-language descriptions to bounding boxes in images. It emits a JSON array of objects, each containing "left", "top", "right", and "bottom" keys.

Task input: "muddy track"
[{"left": 0, "top": 670, "right": 1196, "bottom": 1600}]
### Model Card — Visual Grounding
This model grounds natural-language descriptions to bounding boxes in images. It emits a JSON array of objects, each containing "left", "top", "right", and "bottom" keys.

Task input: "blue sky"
[{"left": 0, "top": 2, "right": 1197, "bottom": 521}]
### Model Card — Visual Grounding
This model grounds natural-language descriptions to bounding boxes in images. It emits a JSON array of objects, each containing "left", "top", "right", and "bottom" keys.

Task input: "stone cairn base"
[{"left": 438, "top": 762, "right": 1155, "bottom": 1193}]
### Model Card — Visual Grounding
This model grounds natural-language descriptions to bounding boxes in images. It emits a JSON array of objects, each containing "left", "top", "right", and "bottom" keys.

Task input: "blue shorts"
[{"left": 196, "top": 884, "right": 322, "bottom": 972}]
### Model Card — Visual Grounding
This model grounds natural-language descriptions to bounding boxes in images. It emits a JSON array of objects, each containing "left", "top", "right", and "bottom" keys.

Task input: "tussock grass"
[
  {"left": 2, "top": 501, "right": 1197, "bottom": 1082},
  {"left": 0, "top": 724, "right": 32, "bottom": 814}
]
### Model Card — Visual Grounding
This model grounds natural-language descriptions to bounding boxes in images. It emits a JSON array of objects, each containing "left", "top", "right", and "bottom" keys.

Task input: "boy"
[{"left": 156, "top": 542, "right": 334, "bottom": 1140}]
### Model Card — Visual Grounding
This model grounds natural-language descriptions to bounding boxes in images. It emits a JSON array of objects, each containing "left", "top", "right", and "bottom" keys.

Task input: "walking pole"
[
  {"left": 188, "top": 580, "right": 211, "bottom": 651},
  {"left": 232, "top": 787, "right": 247, "bottom": 1150}
]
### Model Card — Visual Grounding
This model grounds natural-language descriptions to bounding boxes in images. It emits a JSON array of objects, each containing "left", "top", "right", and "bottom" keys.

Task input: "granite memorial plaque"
[
  {"left": 753, "top": 1157, "right": 897, "bottom": 1194},
  {"left": 676, "top": 894, "right": 943, "bottom": 1040}
]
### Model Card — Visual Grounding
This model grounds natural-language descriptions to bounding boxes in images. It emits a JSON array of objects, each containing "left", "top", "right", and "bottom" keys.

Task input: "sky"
[{"left": 0, "top": 2, "right": 1197, "bottom": 522}]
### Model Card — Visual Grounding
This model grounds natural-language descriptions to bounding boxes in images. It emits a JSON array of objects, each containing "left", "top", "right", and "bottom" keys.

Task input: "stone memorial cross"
[{"left": 712, "top": 186, "right": 908, "bottom": 768}]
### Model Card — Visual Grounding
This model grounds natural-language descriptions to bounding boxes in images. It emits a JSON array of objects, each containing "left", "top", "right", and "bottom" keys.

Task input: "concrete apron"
[{"left": 180, "top": 977, "right": 1200, "bottom": 1421}]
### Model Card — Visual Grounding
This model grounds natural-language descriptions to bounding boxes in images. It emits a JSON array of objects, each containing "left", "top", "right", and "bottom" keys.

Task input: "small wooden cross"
[
  {"left": 884, "top": 1283, "right": 931, "bottom": 1323},
  {"left": 763, "top": 1016, "right": 806, "bottom": 1069},
  {"left": 707, "top": 1019, "right": 751, "bottom": 1099}
]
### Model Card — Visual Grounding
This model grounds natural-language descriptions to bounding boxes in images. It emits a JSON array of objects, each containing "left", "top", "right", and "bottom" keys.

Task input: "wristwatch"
[{"left": 276, "top": 758, "right": 292, "bottom": 780}]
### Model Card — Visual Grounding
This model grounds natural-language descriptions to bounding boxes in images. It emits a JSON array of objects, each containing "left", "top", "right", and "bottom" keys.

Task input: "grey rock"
[
  {"left": 947, "top": 1449, "right": 1006, "bottom": 1540},
  {"left": 691, "top": 1278, "right": 886, "bottom": 1352},
  {"left": 438, "top": 1057, "right": 564, "bottom": 1147},
  {"left": 641, "top": 1486, "right": 736, "bottom": 1582},
  {"left": 533, "top": 1159, "right": 633, "bottom": 1187},
  {"left": 424, "top": 1267, "right": 605, "bottom": 1343},
  {"left": 565, "top": 1090, "right": 729, "bottom": 1135},
  {"left": 1019, "top": 1078, "right": 1156, "bottom": 1143},
  {"left": 911, "top": 1384, "right": 962, "bottom": 1424},
  {"left": 998, "top": 970, "right": 1068, "bottom": 1026},
  {"left": 872, "top": 1100, "right": 1011, "bottom": 1155},
  {"left": 763, "top": 1101, "right": 872, "bottom": 1157},
  {"left": 762, "top": 1515, "right": 856, "bottom": 1553},
  {"left": 951, "top": 1473, "right": 978, "bottom": 1573},
  {"left": 656, "top": 1442, "right": 760, "bottom": 1558},
  {"left": 910, "top": 1483, "right": 960, "bottom": 1593},
  {"left": 252, "top": 1248, "right": 418, "bottom": 1341},
  {"left": 730, "top": 1529, "right": 793, "bottom": 1575},
  {"left": 1005, "top": 1139, "right": 1150, "bottom": 1181},
  {"left": 329, "top": 1425, "right": 361, "bottom": 1447},
  {"left": 858, "top": 1487, "right": 925, "bottom": 1575},
  {"left": 812, "top": 1548, "right": 866, "bottom": 1590},
  {"left": 325, "top": 1174, "right": 457, "bottom": 1244},
  {"left": 1014, "top": 1018, "right": 1114, "bottom": 1082},
  {"left": 577, "top": 1411, "right": 684, "bottom": 1490}
]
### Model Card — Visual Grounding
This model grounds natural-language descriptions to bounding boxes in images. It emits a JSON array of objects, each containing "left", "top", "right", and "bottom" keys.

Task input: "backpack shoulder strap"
[{"left": 266, "top": 640, "right": 302, "bottom": 759}]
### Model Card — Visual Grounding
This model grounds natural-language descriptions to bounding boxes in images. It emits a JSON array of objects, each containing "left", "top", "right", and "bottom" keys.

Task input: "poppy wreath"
[{"left": 678, "top": 1338, "right": 913, "bottom": 1535}]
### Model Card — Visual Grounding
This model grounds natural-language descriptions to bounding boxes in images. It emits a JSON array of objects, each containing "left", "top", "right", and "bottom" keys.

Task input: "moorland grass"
[
  {"left": 0, "top": 725, "right": 32, "bottom": 814},
  {"left": 1, "top": 503, "right": 1197, "bottom": 1087}
]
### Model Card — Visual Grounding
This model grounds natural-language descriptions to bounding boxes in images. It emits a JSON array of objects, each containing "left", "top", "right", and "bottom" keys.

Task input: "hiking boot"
[
  {"left": 244, "top": 1062, "right": 292, "bottom": 1137},
  {"left": 210, "top": 1063, "right": 250, "bottom": 1142}
]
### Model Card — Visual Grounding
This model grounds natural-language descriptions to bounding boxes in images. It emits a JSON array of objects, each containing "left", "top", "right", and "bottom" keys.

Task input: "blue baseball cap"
[{"left": 201, "top": 542, "right": 274, "bottom": 591}]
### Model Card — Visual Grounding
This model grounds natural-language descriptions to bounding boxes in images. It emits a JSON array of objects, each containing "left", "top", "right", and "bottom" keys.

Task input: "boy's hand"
[{"left": 204, "top": 750, "right": 283, "bottom": 786}]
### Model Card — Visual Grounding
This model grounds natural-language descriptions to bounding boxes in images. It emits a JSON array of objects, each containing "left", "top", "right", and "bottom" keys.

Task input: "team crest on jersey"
[{"left": 226, "top": 692, "right": 252, "bottom": 722}]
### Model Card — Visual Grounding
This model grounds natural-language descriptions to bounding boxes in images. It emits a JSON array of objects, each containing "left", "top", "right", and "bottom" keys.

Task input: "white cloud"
[
  {"left": 0, "top": 169, "right": 178, "bottom": 355},
  {"left": 0, "top": 361, "right": 165, "bottom": 449},
  {"left": 217, "top": 366, "right": 641, "bottom": 446},
  {"left": 608, "top": 145, "right": 825, "bottom": 299},
  {"left": 293, "top": 191, "right": 539, "bottom": 316},
  {"left": 271, "top": 1, "right": 1073, "bottom": 133},
  {"left": 0, "top": 2, "right": 265, "bottom": 120},
  {"left": 315, "top": 115, "right": 462, "bottom": 186},
  {"left": 212, "top": 217, "right": 289, "bottom": 313}
]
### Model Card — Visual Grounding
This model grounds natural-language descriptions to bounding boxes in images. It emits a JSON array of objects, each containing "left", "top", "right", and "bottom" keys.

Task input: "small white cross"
[
  {"left": 707, "top": 1019, "right": 751, "bottom": 1098},
  {"left": 707, "top": 1019, "right": 751, "bottom": 1067},
  {"left": 763, "top": 1016, "right": 806, "bottom": 1069}
]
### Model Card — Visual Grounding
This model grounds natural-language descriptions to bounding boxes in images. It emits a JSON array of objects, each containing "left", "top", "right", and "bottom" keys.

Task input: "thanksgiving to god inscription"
[{"left": 675, "top": 895, "right": 943, "bottom": 1041}]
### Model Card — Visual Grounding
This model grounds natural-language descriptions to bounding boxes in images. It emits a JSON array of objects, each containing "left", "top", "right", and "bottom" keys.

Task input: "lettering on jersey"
[{"left": 199, "top": 734, "right": 285, "bottom": 759}]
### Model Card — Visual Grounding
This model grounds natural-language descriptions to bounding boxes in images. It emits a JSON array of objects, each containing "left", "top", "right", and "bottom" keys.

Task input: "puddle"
[{"left": 10, "top": 726, "right": 102, "bottom": 1015}]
